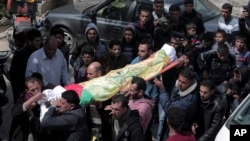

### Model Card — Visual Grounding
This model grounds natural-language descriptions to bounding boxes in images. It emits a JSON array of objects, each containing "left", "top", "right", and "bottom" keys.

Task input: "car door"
[{"left": 95, "top": 0, "right": 135, "bottom": 43}]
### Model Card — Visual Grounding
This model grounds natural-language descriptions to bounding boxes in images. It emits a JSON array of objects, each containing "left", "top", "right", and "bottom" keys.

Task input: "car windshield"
[
  {"left": 194, "top": 0, "right": 220, "bottom": 21},
  {"left": 164, "top": 0, "right": 220, "bottom": 21},
  {"left": 82, "top": 0, "right": 106, "bottom": 13},
  {"left": 226, "top": 95, "right": 250, "bottom": 128}
]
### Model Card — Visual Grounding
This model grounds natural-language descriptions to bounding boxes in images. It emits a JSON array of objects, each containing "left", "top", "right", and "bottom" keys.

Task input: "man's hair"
[
  {"left": 200, "top": 80, "right": 215, "bottom": 91},
  {"left": 25, "top": 76, "right": 42, "bottom": 88},
  {"left": 179, "top": 68, "right": 195, "bottom": 81},
  {"left": 111, "top": 94, "right": 129, "bottom": 108},
  {"left": 234, "top": 67, "right": 240, "bottom": 75},
  {"left": 184, "top": 0, "right": 193, "bottom": 5},
  {"left": 50, "top": 28, "right": 64, "bottom": 36},
  {"left": 186, "top": 22, "right": 197, "bottom": 30},
  {"left": 169, "top": 4, "right": 180, "bottom": 12},
  {"left": 235, "top": 34, "right": 247, "bottom": 43},
  {"left": 215, "top": 29, "right": 227, "bottom": 38},
  {"left": 27, "top": 29, "right": 41, "bottom": 42},
  {"left": 140, "top": 37, "right": 154, "bottom": 51},
  {"left": 138, "top": 5, "right": 151, "bottom": 15},
  {"left": 217, "top": 43, "right": 229, "bottom": 55},
  {"left": 81, "top": 43, "right": 96, "bottom": 57},
  {"left": 31, "top": 72, "right": 43, "bottom": 82},
  {"left": 154, "top": 0, "right": 164, "bottom": 4},
  {"left": 61, "top": 90, "right": 80, "bottom": 106},
  {"left": 167, "top": 107, "right": 184, "bottom": 131},
  {"left": 222, "top": 3, "right": 233, "bottom": 11},
  {"left": 109, "top": 39, "right": 121, "bottom": 49},
  {"left": 131, "top": 76, "right": 146, "bottom": 92}
]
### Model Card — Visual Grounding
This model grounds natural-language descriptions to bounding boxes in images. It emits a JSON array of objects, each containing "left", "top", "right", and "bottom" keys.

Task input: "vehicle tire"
[
  {"left": 59, "top": 27, "right": 76, "bottom": 54},
  {"left": 0, "top": 14, "right": 10, "bottom": 26}
]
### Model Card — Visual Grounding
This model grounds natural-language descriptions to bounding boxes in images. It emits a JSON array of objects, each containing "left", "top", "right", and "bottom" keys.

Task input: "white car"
[{"left": 215, "top": 94, "right": 250, "bottom": 141}]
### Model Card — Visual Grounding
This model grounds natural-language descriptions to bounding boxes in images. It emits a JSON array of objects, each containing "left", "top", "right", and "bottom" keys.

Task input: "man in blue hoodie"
[{"left": 70, "top": 23, "right": 107, "bottom": 67}]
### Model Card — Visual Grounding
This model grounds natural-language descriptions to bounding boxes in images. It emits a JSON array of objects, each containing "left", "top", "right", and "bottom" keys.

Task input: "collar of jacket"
[{"left": 175, "top": 79, "right": 197, "bottom": 97}]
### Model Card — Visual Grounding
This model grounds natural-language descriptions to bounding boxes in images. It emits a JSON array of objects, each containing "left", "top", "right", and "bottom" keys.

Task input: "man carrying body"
[{"left": 107, "top": 94, "right": 143, "bottom": 141}]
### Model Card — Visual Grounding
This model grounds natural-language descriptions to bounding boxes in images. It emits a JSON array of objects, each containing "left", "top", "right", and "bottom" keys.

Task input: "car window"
[
  {"left": 96, "top": 0, "right": 132, "bottom": 21},
  {"left": 231, "top": 98, "right": 250, "bottom": 125}
]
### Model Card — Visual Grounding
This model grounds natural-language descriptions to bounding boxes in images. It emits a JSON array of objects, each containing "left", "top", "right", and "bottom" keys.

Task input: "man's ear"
[
  {"left": 149, "top": 50, "right": 153, "bottom": 55},
  {"left": 70, "top": 104, "right": 75, "bottom": 110},
  {"left": 139, "top": 89, "right": 144, "bottom": 96},
  {"left": 97, "top": 70, "right": 102, "bottom": 77}
]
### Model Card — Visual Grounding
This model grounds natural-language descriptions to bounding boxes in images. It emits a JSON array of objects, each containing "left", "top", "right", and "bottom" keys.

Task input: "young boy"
[
  {"left": 230, "top": 34, "right": 250, "bottom": 67},
  {"left": 211, "top": 30, "right": 230, "bottom": 51},
  {"left": 226, "top": 66, "right": 250, "bottom": 117},
  {"left": 186, "top": 23, "right": 200, "bottom": 46},
  {"left": 74, "top": 45, "right": 96, "bottom": 83},
  {"left": 100, "top": 39, "right": 128, "bottom": 74}
]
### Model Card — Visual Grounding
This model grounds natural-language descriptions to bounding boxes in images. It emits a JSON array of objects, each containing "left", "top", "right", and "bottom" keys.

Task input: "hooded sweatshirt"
[
  {"left": 128, "top": 97, "right": 154, "bottom": 133},
  {"left": 228, "top": 66, "right": 250, "bottom": 99},
  {"left": 70, "top": 23, "right": 107, "bottom": 66},
  {"left": 121, "top": 24, "right": 138, "bottom": 62},
  {"left": 84, "top": 23, "right": 107, "bottom": 59}
]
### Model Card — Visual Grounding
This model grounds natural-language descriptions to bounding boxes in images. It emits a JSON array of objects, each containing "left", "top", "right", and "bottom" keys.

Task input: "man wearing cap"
[{"left": 197, "top": 44, "right": 235, "bottom": 98}]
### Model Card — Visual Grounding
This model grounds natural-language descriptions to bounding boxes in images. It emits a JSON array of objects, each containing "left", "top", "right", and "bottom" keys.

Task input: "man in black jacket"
[
  {"left": 105, "top": 94, "right": 143, "bottom": 141},
  {"left": 239, "top": 1, "right": 250, "bottom": 50},
  {"left": 197, "top": 43, "right": 235, "bottom": 98},
  {"left": 9, "top": 29, "right": 42, "bottom": 103},
  {"left": 180, "top": 0, "right": 205, "bottom": 36},
  {"left": 41, "top": 90, "right": 90, "bottom": 141},
  {"left": 192, "top": 80, "right": 226, "bottom": 141}
]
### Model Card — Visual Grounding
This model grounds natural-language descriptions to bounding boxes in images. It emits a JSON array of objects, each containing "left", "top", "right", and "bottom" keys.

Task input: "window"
[{"left": 96, "top": 0, "right": 131, "bottom": 21}]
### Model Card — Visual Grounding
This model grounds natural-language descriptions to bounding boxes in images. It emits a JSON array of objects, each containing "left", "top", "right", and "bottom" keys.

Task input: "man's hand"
[
  {"left": 177, "top": 55, "right": 189, "bottom": 67},
  {"left": 154, "top": 79, "right": 165, "bottom": 90},
  {"left": 239, "top": 8, "right": 249, "bottom": 19},
  {"left": 191, "top": 122, "right": 198, "bottom": 134},
  {"left": 50, "top": 98, "right": 60, "bottom": 107}
]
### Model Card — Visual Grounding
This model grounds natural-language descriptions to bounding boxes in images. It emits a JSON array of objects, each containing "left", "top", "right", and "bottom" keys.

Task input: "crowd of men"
[{"left": 2, "top": 0, "right": 250, "bottom": 141}]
